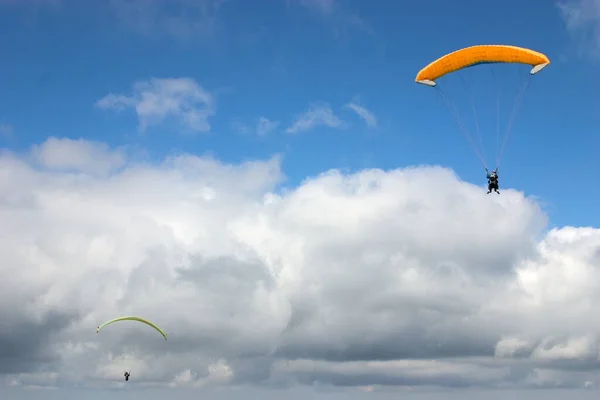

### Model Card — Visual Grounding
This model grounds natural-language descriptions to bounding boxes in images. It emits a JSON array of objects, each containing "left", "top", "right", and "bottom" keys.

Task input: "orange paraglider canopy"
[{"left": 415, "top": 45, "right": 549, "bottom": 87}]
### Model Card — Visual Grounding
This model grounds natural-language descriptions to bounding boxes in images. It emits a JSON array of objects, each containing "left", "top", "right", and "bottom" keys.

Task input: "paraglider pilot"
[
  {"left": 124, "top": 371, "right": 130, "bottom": 382},
  {"left": 486, "top": 168, "right": 499, "bottom": 194}
]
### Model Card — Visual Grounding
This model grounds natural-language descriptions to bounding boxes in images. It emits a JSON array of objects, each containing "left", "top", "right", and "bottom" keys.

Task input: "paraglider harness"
[
  {"left": 124, "top": 371, "right": 131, "bottom": 381},
  {"left": 486, "top": 168, "right": 499, "bottom": 194}
]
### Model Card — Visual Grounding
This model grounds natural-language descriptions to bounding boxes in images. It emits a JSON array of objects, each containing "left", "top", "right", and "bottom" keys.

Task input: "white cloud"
[
  {"left": 3, "top": 138, "right": 600, "bottom": 397},
  {"left": 344, "top": 101, "right": 377, "bottom": 128},
  {"left": 96, "top": 77, "right": 215, "bottom": 133},
  {"left": 285, "top": 103, "right": 343, "bottom": 134},
  {"left": 558, "top": 0, "right": 600, "bottom": 55},
  {"left": 30, "top": 137, "right": 126, "bottom": 176}
]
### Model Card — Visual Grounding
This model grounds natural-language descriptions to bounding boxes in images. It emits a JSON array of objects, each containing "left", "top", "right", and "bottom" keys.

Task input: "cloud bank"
[{"left": 1, "top": 137, "right": 600, "bottom": 396}]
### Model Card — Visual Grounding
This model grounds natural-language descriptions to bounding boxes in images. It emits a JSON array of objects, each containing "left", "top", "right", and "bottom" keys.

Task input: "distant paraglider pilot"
[
  {"left": 124, "top": 371, "right": 131, "bottom": 382},
  {"left": 486, "top": 168, "right": 499, "bottom": 194}
]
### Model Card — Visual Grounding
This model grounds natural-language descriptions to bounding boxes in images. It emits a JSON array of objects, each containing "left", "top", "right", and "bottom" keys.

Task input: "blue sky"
[
  {"left": 0, "top": 0, "right": 597, "bottom": 227},
  {"left": 7, "top": 2, "right": 600, "bottom": 397}
]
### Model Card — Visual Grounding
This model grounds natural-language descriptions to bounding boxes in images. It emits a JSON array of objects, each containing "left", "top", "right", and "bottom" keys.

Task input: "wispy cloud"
[
  {"left": 290, "top": 0, "right": 372, "bottom": 36},
  {"left": 0, "top": 123, "right": 13, "bottom": 137},
  {"left": 298, "top": 0, "right": 335, "bottom": 14},
  {"left": 109, "top": 0, "right": 226, "bottom": 41},
  {"left": 234, "top": 116, "right": 280, "bottom": 136},
  {"left": 96, "top": 77, "right": 215, "bottom": 133},
  {"left": 558, "top": 0, "right": 600, "bottom": 56},
  {"left": 344, "top": 101, "right": 377, "bottom": 128},
  {"left": 256, "top": 117, "right": 280, "bottom": 136},
  {"left": 285, "top": 103, "right": 343, "bottom": 134}
]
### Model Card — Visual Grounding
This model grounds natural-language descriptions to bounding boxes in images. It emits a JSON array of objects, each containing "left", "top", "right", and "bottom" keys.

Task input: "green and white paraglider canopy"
[{"left": 96, "top": 316, "right": 167, "bottom": 340}]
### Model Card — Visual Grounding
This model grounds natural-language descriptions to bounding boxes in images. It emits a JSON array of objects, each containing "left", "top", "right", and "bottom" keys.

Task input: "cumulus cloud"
[
  {"left": 30, "top": 137, "right": 126, "bottom": 176},
  {"left": 3, "top": 137, "right": 600, "bottom": 396},
  {"left": 285, "top": 103, "right": 343, "bottom": 134},
  {"left": 344, "top": 101, "right": 377, "bottom": 128},
  {"left": 96, "top": 77, "right": 215, "bottom": 133},
  {"left": 558, "top": 0, "right": 600, "bottom": 56}
]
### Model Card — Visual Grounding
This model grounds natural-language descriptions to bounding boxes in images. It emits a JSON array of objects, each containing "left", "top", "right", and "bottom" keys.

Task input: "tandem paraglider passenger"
[
  {"left": 486, "top": 168, "right": 499, "bottom": 194},
  {"left": 414, "top": 45, "right": 550, "bottom": 192}
]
